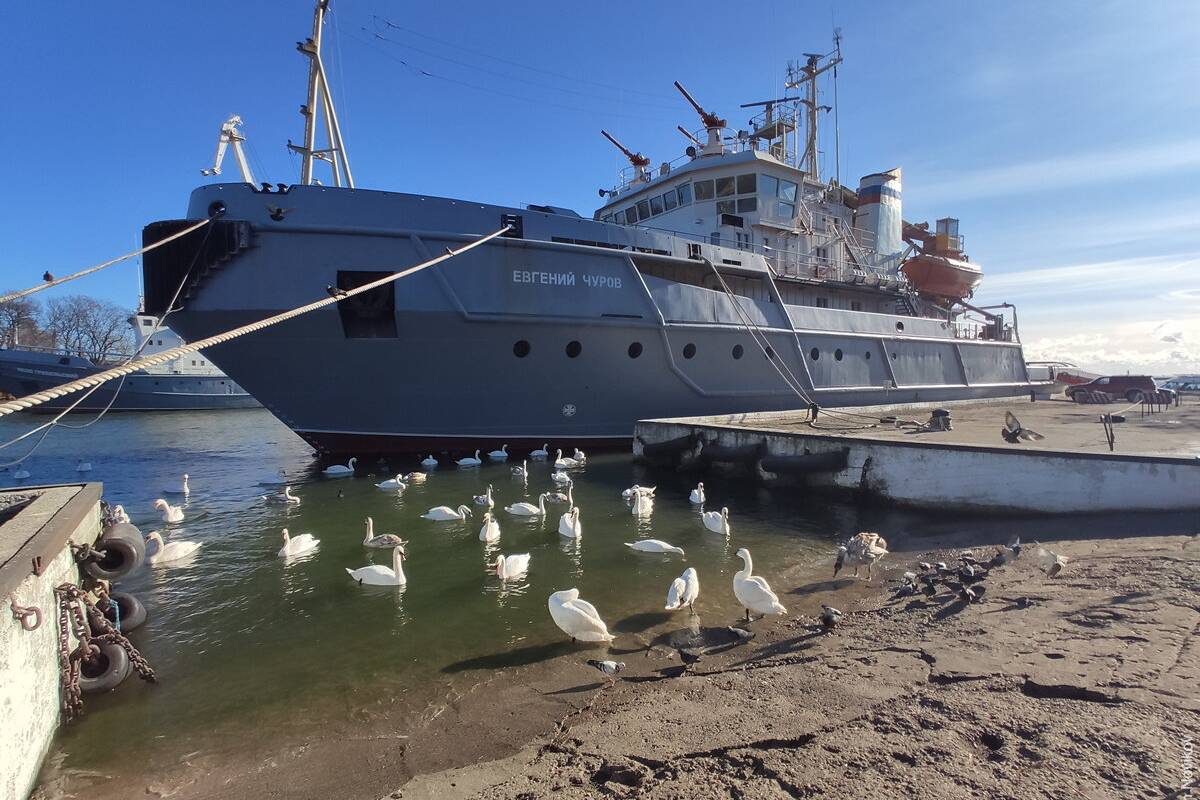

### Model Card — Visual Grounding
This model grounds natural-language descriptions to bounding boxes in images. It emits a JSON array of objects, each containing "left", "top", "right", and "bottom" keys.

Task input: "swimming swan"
[
  {"left": 323, "top": 458, "right": 356, "bottom": 478},
  {"left": 278, "top": 528, "right": 320, "bottom": 557},
  {"left": 145, "top": 531, "right": 201, "bottom": 565},
  {"left": 702, "top": 507, "right": 730, "bottom": 535},
  {"left": 487, "top": 444, "right": 509, "bottom": 461},
  {"left": 665, "top": 567, "right": 700, "bottom": 611},
  {"left": 557, "top": 506, "right": 582, "bottom": 539},
  {"left": 456, "top": 450, "right": 483, "bottom": 467},
  {"left": 494, "top": 552, "right": 530, "bottom": 580},
  {"left": 553, "top": 449, "right": 579, "bottom": 469},
  {"left": 421, "top": 504, "right": 472, "bottom": 521},
  {"left": 153, "top": 499, "right": 184, "bottom": 524},
  {"left": 404, "top": 471, "right": 427, "bottom": 484},
  {"left": 548, "top": 588, "right": 613, "bottom": 642},
  {"left": 112, "top": 505, "right": 130, "bottom": 524},
  {"left": 530, "top": 443, "right": 550, "bottom": 459},
  {"left": 362, "top": 517, "right": 406, "bottom": 548},
  {"left": 511, "top": 460, "right": 528, "bottom": 479},
  {"left": 572, "top": 448, "right": 587, "bottom": 464},
  {"left": 262, "top": 486, "right": 301, "bottom": 505},
  {"left": 376, "top": 474, "right": 408, "bottom": 491},
  {"left": 733, "top": 547, "right": 787, "bottom": 620},
  {"left": 164, "top": 474, "right": 190, "bottom": 495},
  {"left": 479, "top": 511, "right": 501, "bottom": 542},
  {"left": 621, "top": 485, "right": 656, "bottom": 499},
  {"left": 625, "top": 539, "right": 684, "bottom": 556},
  {"left": 546, "top": 482, "right": 573, "bottom": 504},
  {"left": 420, "top": 455, "right": 438, "bottom": 468},
  {"left": 473, "top": 485, "right": 495, "bottom": 508},
  {"left": 689, "top": 482, "right": 705, "bottom": 505},
  {"left": 506, "top": 493, "right": 547, "bottom": 517},
  {"left": 631, "top": 492, "right": 654, "bottom": 517},
  {"left": 346, "top": 545, "right": 406, "bottom": 586},
  {"left": 551, "top": 470, "right": 571, "bottom": 485}
]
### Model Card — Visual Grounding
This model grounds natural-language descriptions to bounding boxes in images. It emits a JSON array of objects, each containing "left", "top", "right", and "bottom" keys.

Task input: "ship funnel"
[{"left": 855, "top": 168, "right": 903, "bottom": 258}]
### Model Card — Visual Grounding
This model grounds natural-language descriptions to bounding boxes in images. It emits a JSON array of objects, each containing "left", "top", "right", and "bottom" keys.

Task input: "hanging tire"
[
  {"left": 100, "top": 592, "right": 148, "bottom": 632},
  {"left": 78, "top": 641, "right": 132, "bottom": 693},
  {"left": 82, "top": 523, "right": 146, "bottom": 581}
]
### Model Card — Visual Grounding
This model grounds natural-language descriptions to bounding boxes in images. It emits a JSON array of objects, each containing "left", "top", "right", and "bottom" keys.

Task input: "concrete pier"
[{"left": 634, "top": 399, "right": 1200, "bottom": 513}]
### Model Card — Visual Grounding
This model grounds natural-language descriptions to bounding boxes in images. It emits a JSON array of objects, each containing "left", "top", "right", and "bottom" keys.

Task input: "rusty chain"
[
  {"left": 53, "top": 585, "right": 85, "bottom": 719},
  {"left": 8, "top": 593, "right": 41, "bottom": 631}
]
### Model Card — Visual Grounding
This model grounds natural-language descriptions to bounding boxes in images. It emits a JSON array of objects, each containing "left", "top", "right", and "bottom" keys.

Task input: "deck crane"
[
  {"left": 200, "top": 115, "right": 256, "bottom": 184},
  {"left": 600, "top": 130, "right": 651, "bottom": 184},
  {"left": 675, "top": 125, "right": 703, "bottom": 153},
  {"left": 673, "top": 81, "right": 726, "bottom": 156}
]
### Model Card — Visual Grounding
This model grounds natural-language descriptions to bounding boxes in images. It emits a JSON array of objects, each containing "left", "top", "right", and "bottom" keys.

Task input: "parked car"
[
  {"left": 1159, "top": 377, "right": 1200, "bottom": 397},
  {"left": 1064, "top": 375, "right": 1164, "bottom": 403}
]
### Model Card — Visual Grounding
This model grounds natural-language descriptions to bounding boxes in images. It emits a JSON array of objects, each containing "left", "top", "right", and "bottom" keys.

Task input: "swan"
[
  {"left": 473, "top": 485, "right": 495, "bottom": 508},
  {"left": 403, "top": 471, "right": 427, "bottom": 484},
  {"left": 362, "top": 517, "right": 406, "bottom": 548},
  {"left": 112, "top": 505, "right": 130, "bottom": 524},
  {"left": 702, "top": 507, "right": 730, "bottom": 535},
  {"left": 665, "top": 567, "right": 700, "bottom": 611},
  {"left": 13, "top": 466, "right": 30, "bottom": 480},
  {"left": 456, "top": 450, "right": 483, "bottom": 467},
  {"left": 487, "top": 444, "right": 509, "bottom": 461},
  {"left": 621, "top": 485, "right": 656, "bottom": 499},
  {"left": 553, "top": 449, "right": 579, "bottom": 469},
  {"left": 145, "top": 531, "right": 201, "bottom": 565},
  {"left": 557, "top": 506, "right": 582, "bottom": 539},
  {"left": 733, "top": 548, "right": 787, "bottom": 620},
  {"left": 689, "top": 482, "right": 705, "bottom": 505},
  {"left": 421, "top": 504, "right": 472, "bottom": 521},
  {"left": 506, "top": 493, "right": 547, "bottom": 517},
  {"left": 573, "top": 448, "right": 587, "bottom": 464},
  {"left": 153, "top": 499, "right": 184, "bottom": 524},
  {"left": 164, "top": 474, "right": 190, "bottom": 495},
  {"left": 262, "top": 486, "right": 301, "bottom": 505},
  {"left": 479, "top": 511, "right": 501, "bottom": 542},
  {"left": 323, "top": 458, "right": 356, "bottom": 478},
  {"left": 834, "top": 532, "right": 889, "bottom": 580},
  {"left": 278, "top": 528, "right": 319, "bottom": 557},
  {"left": 420, "top": 454, "right": 438, "bottom": 468},
  {"left": 375, "top": 474, "right": 408, "bottom": 491},
  {"left": 259, "top": 469, "right": 289, "bottom": 486},
  {"left": 511, "top": 460, "right": 528, "bottom": 479},
  {"left": 631, "top": 492, "right": 654, "bottom": 517},
  {"left": 530, "top": 443, "right": 550, "bottom": 459},
  {"left": 76, "top": 459, "right": 93, "bottom": 473},
  {"left": 548, "top": 588, "right": 613, "bottom": 643},
  {"left": 494, "top": 552, "right": 530, "bottom": 580},
  {"left": 346, "top": 545, "right": 406, "bottom": 586},
  {"left": 551, "top": 470, "right": 571, "bottom": 485},
  {"left": 546, "top": 482, "right": 573, "bottom": 504},
  {"left": 625, "top": 539, "right": 684, "bottom": 556}
]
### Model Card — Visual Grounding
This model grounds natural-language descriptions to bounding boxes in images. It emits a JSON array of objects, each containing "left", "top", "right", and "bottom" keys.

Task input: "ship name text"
[{"left": 512, "top": 270, "right": 622, "bottom": 289}]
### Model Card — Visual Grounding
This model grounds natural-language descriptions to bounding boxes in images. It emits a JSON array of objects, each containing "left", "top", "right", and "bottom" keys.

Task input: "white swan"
[
  {"left": 323, "top": 458, "right": 356, "bottom": 478},
  {"left": 76, "top": 459, "right": 93, "bottom": 473},
  {"left": 733, "top": 547, "right": 787, "bottom": 620},
  {"left": 530, "top": 443, "right": 550, "bottom": 459},
  {"left": 665, "top": 567, "right": 700, "bottom": 611},
  {"left": 506, "top": 493, "right": 547, "bottom": 517},
  {"left": 278, "top": 528, "right": 319, "bottom": 557},
  {"left": 153, "top": 499, "right": 184, "bottom": 524},
  {"left": 456, "top": 450, "right": 483, "bottom": 467},
  {"left": 420, "top": 454, "right": 438, "bottom": 468},
  {"left": 702, "top": 507, "right": 730, "bottom": 535},
  {"left": 494, "top": 552, "right": 530, "bottom": 580},
  {"left": 346, "top": 545, "right": 406, "bottom": 586},
  {"left": 546, "top": 482, "right": 573, "bottom": 504},
  {"left": 164, "top": 474, "right": 190, "bottom": 495},
  {"left": 689, "top": 482, "right": 705, "bottom": 505},
  {"left": 573, "top": 448, "right": 587, "bottom": 464},
  {"left": 551, "top": 470, "right": 571, "bottom": 485},
  {"left": 557, "top": 506, "right": 582, "bottom": 539},
  {"left": 553, "top": 449, "right": 579, "bottom": 469},
  {"left": 548, "top": 588, "right": 613, "bottom": 642},
  {"left": 376, "top": 474, "right": 408, "bottom": 491},
  {"left": 112, "top": 505, "right": 130, "bottom": 524},
  {"left": 145, "top": 531, "right": 201, "bottom": 565},
  {"left": 259, "top": 469, "right": 289, "bottom": 486},
  {"left": 473, "top": 485, "right": 495, "bottom": 508},
  {"left": 631, "top": 492, "right": 654, "bottom": 517},
  {"left": 404, "top": 471, "right": 427, "bottom": 484},
  {"left": 487, "top": 444, "right": 509, "bottom": 461},
  {"left": 511, "top": 460, "right": 528, "bottom": 479},
  {"left": 621, "top": 485, "right": 655, "bottom": 499},
  {"left": 479, "top": 511, "right": 501, "bottom": 542},
  {"left": 362, "top": 517, "right": 406, "bottom": 548},
  {"left": 625, "top": 539, "right": 684, "bottom": 556},
  {"left": 262, "top": 486, "right": 301, "bottom": 505},
  {"left": 421, "top": 504, "right": 472, "bottom": 521}
]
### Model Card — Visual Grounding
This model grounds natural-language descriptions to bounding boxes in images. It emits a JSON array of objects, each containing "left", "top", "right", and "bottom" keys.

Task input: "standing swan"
[
  {"left": 323, "top": 458, "right": 356, "bottom": 478},
  {"left": 362, "top": 517, "right": 406, "bottom": 548},
  {"left": 456, "top": 450, "right": 483, "bottom": 467},
  {"left": 665, "top": 567, "right": 700, "bottom": 611},
  {"left": 262, "top": 486, "right": 301, "bottom": 505},
  {"left": 702, "top": 507, "right": 730, "bottom": 535},
  {"left": 548, "top": 589, "right": 614, "bottom": 642},
  {"left": 375, "top": 474, "right": 408, "bottom": 491},
  {"left": 689, "top": 482, "right": 706, "bottom": 505},
  {"left": 421, "top": 504, "right": 472, "bottom": 521},
  {"left": 530, "top": 443, "right": 550, "bottom": 459},
  {"left": 479, "top": 511, "right": 501, "bottom": 542},
  {"left": 346, "top": 545, "right": 406, "bottom": 586},
  {"left": 732, "top": 547, "right": 787, "bottom": 621},
  {"left": 153, "top": 499, "right": 184, "bottom": 524},
  {"left": 834, "top": 532, "right": 889, "bottom": 580},
  {"left": 624, "top": 539, "right": 684, "bottom": 556},
  {"left": 487, "top": 444, "right": 509, "bottom": 461},
  {"left": 278, "top": 528, "right": 320, "bottom": 557},
  {"left": 506, "top": 493, "right": 548, "bottom": 517},
  {"left": 164, "top": 474, "right": 190, "bottom": 495},
  {"left": 631, "top": 492, "right": 654, "bottom": 517},
  {"left": 494, "top": 553, "right": 530, "bottom": 580},
  {"left": 557, "top": 506, "right": 582, "bottom": 539},
  {"left": 145, "top": 531, "right": 201, "bottom": 565},
  {"left": 473, "top": 485, "right": 495, "bottom": 508}
]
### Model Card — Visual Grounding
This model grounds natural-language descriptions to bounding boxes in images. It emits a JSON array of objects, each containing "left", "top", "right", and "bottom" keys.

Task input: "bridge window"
[
  {"left": 694, "top": 180, "right": 714, "bottom": 201},
  {"left": 650, "top": 195, "right": 664, "bottom": 216},
  {"left": 716, "top": 176, "right": 736, "bottom": 197},
  {"left": 601, "top": 214, "right": 613, "bottom": 223},
  {"left": 760, "top": 174, "right": 778, "bottom": 197},
  {"left": 737, "top": 174, "right": 756, "bottom": 194},
  {"left": 851, "top": 300, "right": 862, "bottom": 311},
  {"left": 625, "top": 205, "right": 638, "bottom": 223},
  {"left": 663, "top": 190, "right": 678, "bottom": 211},
  {"left": 778, "top": 179, "right": 798, "bottom": 202},
  {"left": 613, "top": 210, "right": 625, "bottom": 225},
  {"left": 717, "top": 200, "right": 736, "bottom": 215},
  {"left": 737, "top": 197, "right": 757, "bottom": 213},
  {"left": 637, "top": 200, "right": 651, "bottom": 220},
  {"left": 677, "top": 184, "right": 693, "bottom": 206},
  {"left": 815, "top": 297, "right": 829, "bottom": 308}
]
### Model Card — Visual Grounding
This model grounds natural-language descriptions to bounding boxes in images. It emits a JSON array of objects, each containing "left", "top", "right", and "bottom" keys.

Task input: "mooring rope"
[
  {"left": 0, "top": 217, "right": 214, "bottom": 306},
  {"left": 0, "top": 224, "right": 511, "bottom": 417}
]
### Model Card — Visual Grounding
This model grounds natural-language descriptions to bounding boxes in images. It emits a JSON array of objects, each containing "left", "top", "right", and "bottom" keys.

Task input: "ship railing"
[{"left": 0, "top": 342, "right": 135, "bottom": 364}]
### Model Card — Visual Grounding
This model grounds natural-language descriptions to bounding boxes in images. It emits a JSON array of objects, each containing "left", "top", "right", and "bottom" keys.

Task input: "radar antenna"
[
  {"left": 287, "top": 0, "right": 354, "bottom": 188},
  {"left": 673, "top": 81, "right": 726, "bottom": 156},
  {"left": 201, "top": 115, "right": 256, "bottom": 184},
  {"left": 785, "top": 51, "right": 841, "bottom": 181},
  {"left": 600, "top": 129, "right": 650, "bottom": 183}
]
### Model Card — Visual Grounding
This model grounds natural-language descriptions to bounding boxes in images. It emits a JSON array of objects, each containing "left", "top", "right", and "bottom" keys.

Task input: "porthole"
[
  {"left": 207, "top": 200, "right": 226, "bottom": 217},
  {"left": 764, "top": 346, "right": 775, "bottom": 359},
  {"left": 628, "top": 342, "right": 643, "bottom": 359},
  {"left": 809, "top": 347, "right": 820, "bottom": 361},
  {"left": 732, "top": 344, "right": 744, "bottom": 359},
  {"left": 895, "top": 321, "right": 905, "bottom": 332},
  {"left": 891, "top": 352, "right": 898, "bottom": 360},
  {"left": 865, "top": 351, "right": 872, "bottom": 360},
  {"left": 565, "top": 340, "right": 582, "bottom": 358},
  {"left": 834, "top": 348, "right": 843, "bottom": 361},
  {"left": 513, "top": 340, "right": 531, "bottom": 358},
  {"left": 683, "top": 343, "right": 696, "bottom": 359}
]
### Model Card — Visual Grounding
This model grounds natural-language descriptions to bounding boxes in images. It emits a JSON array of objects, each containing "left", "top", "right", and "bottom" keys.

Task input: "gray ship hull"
[{"left": 143, "top": 184, "right": 1032, "bottom": 455}]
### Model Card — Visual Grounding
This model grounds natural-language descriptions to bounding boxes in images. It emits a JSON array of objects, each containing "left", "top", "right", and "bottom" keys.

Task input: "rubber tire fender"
[
  {"left": 101, "top": 591, "right": 148, "bottom": 632},
  {"left": 82, "top": 523, "right": 146, "bottom": 581},
  {"left": 78, "top": 641, "right": 132, "bottom": 694}
]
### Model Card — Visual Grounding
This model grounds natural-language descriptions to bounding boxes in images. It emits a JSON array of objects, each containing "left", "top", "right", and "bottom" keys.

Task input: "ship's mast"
[
  {"left": 290, "top": 0, "right": 354, "bottom": 188},
  {"left": 785, "top": 50, "right": 841, "bottom": 182}
]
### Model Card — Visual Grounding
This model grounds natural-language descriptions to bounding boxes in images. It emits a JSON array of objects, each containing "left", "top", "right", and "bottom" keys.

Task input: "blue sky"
[{"left": 1, "top": 0, "right": 1197, "bottom": 374}]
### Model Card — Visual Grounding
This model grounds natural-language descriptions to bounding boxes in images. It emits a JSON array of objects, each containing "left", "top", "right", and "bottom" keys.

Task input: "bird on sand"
[
  {"left": 733, "top": 548, "right": 787, "bottom": 621},
  {"left": 677, "top": 647, "right": 705, "bottom": 670},
  {"left": 726, "top": 626, "right": 756, "bottom": 643},
  {"left": 1036, "top": 545, "right": 1068, "bottom": 578},
  {"left": 1002, "top": 411, "right": 1045, "bottom": 443},
  {"left": 326, "top": 284, "right": 348, "bottom": 299},
  {"left": 820, "top": 604, "right": 843, "bottom": 631},
  {"left": 664, "top": 567, "right": 700, "bottom": 612},
  {"left": 586, "top": 659, "right": 624, "bottom": 682},
  {"left": 549, "top": 589, "right": 613, "bottom": 642},
  {"left": 834, "top": 532, "right": 889, "bottom": 580},
  {"left": 958, "top": 583, "right": 986, "bottom": 603}
]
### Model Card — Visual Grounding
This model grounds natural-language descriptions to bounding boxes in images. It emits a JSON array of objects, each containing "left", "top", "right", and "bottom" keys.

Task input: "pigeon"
[
  {"left": 586, "top": 659, "right": 625, "bottom": 681},
  {"left": 820, "top": 604, "right": 843, "bottom": 631},
  {"left": 326, "top": 284, "right": 349, "bottom": 299},
  {"left": 1006, "top": 537, "right": 1023, "bottom": 558},
  {"left": 934, "top": 561, "right": 950, "bottom": 575},
  {"left": 959, "top": 563, "right": 988, "bottom": 584},
  {"left": 959, "top": 584, "right": 986, "bottom": 604},
  {"left": 894, "top": 571, "right": 918, "bottom": 597},
  {"left": 265, "top": 204, "right": 293, "bottom": 221},
  {"left": 1002, "top": 411, "right": 1045, "bottom": 443},
  {"left": 986, "top": 549, "right": 1009, "bottom": 569},
  {"left": 920, "top": 576, "right": 938, "bottom": 598},
  {"left": 42, "top": 271, "right": 53, "bottom": 283},
  {"left": 1034, "top": 545, "right": 1068, "bottom": 578},
  {"left": 726, "top": 626, "right": 756, "bottom": 643},
  {"left": 677, "top": 647, "right": 705, "bottom": 669},
  {"left": 918, "top": 561, "right": 933, "bottom": 572}
]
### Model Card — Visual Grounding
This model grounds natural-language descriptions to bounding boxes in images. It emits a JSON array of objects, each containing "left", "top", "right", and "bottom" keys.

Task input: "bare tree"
[
  {"left": 0, "top": 294, "right": 44, "bottom": 347},
  {"left": 42, "top": 296, "right": 133, "bottom": 363}
]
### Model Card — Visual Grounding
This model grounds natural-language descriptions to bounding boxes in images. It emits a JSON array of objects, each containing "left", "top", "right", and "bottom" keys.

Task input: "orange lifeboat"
[{"left": 900, "top": 217, "right": 983, "bottom": 302}]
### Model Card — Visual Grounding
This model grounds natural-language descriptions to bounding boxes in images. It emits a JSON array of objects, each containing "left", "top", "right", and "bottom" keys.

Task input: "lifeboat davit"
[{"left": 901, "top": 254, "right": 982, "bottom": 302}]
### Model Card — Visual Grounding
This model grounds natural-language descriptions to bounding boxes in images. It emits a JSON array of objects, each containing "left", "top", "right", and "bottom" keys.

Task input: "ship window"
[
  {"left": 637, "top": 200, "right": 651, "bottom": 220},
  {"left": 715, "top": 176, "right": 736, "bottom": 197},
  {"left": 737, "top": 197, "right": 757, "bottom": 213},
  {"left": 677, "top": 184, "right": 693, "bottom": 206},
  {"left": 627, "top": 342, "right": 643, "bottom": 359},
  {"left": 896, "top": 321, "right": 905, "bottom": 332},
  {"left": 683, "top": 343, "right": 696, "bottom": 359},
  {"left": 834, "top": 349, "right": 844, "bottom": 361},
  {"left": 602, "top": 214, "right": 613, "bottom": 223},
  {"left": 778, "top": 179, "right": 798, "bottom": 202},
  {"left": 732, "top": 344, "right": 744, "bottom": 359},
  {"left": 662, "top": 190, "right": 678, "bottom": 211},
  {"left": 613, "top": 210, "right": 625, "bottom": 224},
  {"left": 717, "top": 200, "right": 736, "bottom": 215},
  {"left": 775, "top": 201, "right": 795, "bottom": 219},
  {"left": 336, "top": 270, "right": 398, "bottom": 338},
  {"left": 815, "top": 297, "right": 829, "bottom": 308},
  {"left": 810, "top": 347, "right": 820, "bottom": 360},
  {"left": 736, "top": 173, "right": 756, "bottom": 194},
  {"left": 815, "top": 247, "right": 829, "bottom": 263},
  {"left": 760, "top": 174, "right": 779, "bottom": 197},
  {"left": 626, "top": 205, "right": 638, "bottom": 223},
  {"left": 141, "top": 319, "right": 152, "bottom": 327},
  {"left": 565, "top": 340, "right": 582, "bottom": 358},
  {"left": 513, "top": 340, "right": 531, "bottom": 358},
  {"left": 709, "top": 231, "right": 720, "bottom": 245},
  {"left": 850, "top": 300, "right": 862, "bottom": 311},
  {"left": 693, "top": 180, "right": 714, "bottom": 201},
  {"left": 764, "top": 346, "right": 775, "bottom": 359},
  {"left": 650, "top": 195, "right": 664, "bottom": 216}
]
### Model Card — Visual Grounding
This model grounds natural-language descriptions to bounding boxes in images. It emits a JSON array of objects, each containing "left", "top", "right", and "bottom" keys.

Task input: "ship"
[
  {"left": 0, "top": 313, "right": 259, "bottom": 412},
  {"left": 138, "top": 3, "right": 1034, "bottom": 456}
]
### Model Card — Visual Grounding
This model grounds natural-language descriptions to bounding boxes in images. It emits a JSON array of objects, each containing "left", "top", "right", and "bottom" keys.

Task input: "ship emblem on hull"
[{"left": 562, "top": 404, "right": 577, "bottom": 417}]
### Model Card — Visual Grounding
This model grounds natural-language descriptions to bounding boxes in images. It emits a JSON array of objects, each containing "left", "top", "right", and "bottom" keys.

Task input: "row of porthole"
[
  {"left": 514, "top": 340, "right": 901, "bottom": 362},
  {"left": 514, "top": 340, "right": 645, "bottom": 359}
]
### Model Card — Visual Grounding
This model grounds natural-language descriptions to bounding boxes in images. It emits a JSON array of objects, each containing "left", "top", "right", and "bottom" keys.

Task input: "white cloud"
[{"left": 1021, "top": 318, "right": 1200, "bottom": 376}]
